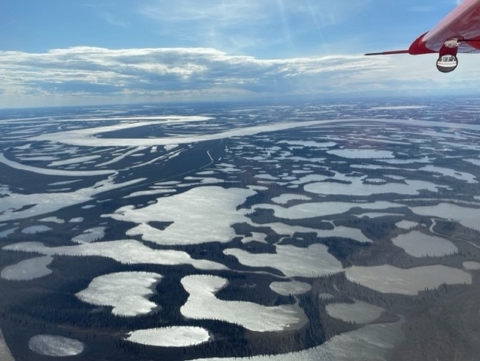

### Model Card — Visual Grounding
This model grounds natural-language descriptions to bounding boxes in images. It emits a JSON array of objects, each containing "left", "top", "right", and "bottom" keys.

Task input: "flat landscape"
[{"left": 1, "top": 97, "right": 480, "bottom": 360}]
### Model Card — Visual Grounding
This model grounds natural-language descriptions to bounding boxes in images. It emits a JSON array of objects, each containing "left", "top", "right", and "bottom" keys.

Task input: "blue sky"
[{"left": 1, "top": 0, "right": 477, "bottom": 108}]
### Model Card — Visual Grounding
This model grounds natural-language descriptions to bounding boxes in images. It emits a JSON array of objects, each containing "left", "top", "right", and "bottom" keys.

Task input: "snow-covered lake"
[
  {"left": 346, "top": 265, "right": 471, "bottom": 295},
  {"left": 391, "top": 231, "right": 457, "bottom": 258},
  {"left": 76, "top": 272, "right": 162, "bottom": 316},
  {"left": 181, "top": 275, "right": 307, "bottom": 332},
  {"left": 224, "top": 244, "right": 342, "bottom": 278},
  {"left": 326, "top": 300, "right": 384, "bottom": 324},
  {"left": 1, "top": 256, "right": 53, "bottom": 281},
  {"left": 126, "top": 327, "right": 211, "bottom": 347},
  {"left": 28, "top": 335, "right": 85, "bottom": 357},
  {"left": 269, "top": 281, "right": 312, "bottom": 296}
]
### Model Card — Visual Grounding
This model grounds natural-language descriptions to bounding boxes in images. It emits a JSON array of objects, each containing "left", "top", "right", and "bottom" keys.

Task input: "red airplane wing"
[
  {"left": 365, "top": 0, "right": 480, "bottom": 72},
  {"left": 419, "top": 0, "right": 480, "bottom": 54}
]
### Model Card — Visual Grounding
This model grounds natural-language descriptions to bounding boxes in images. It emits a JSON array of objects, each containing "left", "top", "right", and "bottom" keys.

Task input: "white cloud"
[
  {"left": 136, "top": 0, "right": 371, "bottom": 54},
  {"left": 1, "top": 46, "right": 480, "bottom": 108}
]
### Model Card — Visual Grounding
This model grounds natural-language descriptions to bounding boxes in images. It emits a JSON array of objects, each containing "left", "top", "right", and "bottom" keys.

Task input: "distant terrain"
[{"left": 1, "top": 97, "right": 480, "bottom": 361}]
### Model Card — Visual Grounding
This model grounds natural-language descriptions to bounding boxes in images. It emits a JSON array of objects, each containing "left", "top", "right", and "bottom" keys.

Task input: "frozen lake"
[
  {"left": 72, "top": 227, "right": 106, "bottom": 243},
  {"left": 224, "top": 244, "right": 343, "bottom": 278},
  {"left": 28, "top": 335, "right": 85, "bottom": 357},
  {"left": 270, "top": 280, "right": 312, "bottom": 296},
  {"left": 126, "top": 326, "right": 211, "bottom": 347},
  {"left": 3, "top": 240, "right": 227, "bottom": 271},
  {"left": 181, "top": 275, "right": 307, "bottom": 332},
  {"left": 76, "top": 272, "right": 162, "bottom": 316},
  {"left": 346, "top": 265, "right": 471, "bottom": 295},
  {"left": 108, "top": 186, "right": 255, "bottom": 245},
  {"left": 326, "top": 300, "right": 384, "bottom": 324},
  {"left": 463, "top": 261, "right": 480, "bottom": 270},
  {"left": 1, "top": 256, "right": 53, "bottom": 281},
  {"left": 412, "top": 203, "right": 480, "bottom": 231},
  {"left": 392, "top": 231, "right": 457, "bottom": 258}
]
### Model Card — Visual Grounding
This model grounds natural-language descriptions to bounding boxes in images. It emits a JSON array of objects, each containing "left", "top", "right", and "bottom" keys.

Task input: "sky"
[{"left": 1, "top": 0, "right": 479, "bottom": 108}]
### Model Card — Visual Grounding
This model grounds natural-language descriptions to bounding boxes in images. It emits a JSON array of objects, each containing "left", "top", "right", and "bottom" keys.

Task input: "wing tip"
[{"left": 365, "top": 50, "right": 410, "bottom": 56}]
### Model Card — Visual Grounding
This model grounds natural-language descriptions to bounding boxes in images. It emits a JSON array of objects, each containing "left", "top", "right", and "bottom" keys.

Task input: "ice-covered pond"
[
  {"left": 28, "top": 335, "right": 85, "bottom": 357},
  {"left": 391, "top": 231, "right": 457, "bottom": 258},
  {"left": 1, "top": 256, "right": 53, "bottom": 281},
  {"left": 326, "top": 300, "right": 384, "bottom": 324},
  {"left": 72, "top": 227, "right": 106, "bottom": 243},
  {"left": 305, "top": 178, "right": 441, "bottom": 197},
  {"left": 3, "top": 240, "right": 227, "bottom": 271},
  {"left": 463, "top": 261, "right": 480, "bottom": 270},
  {"left": 76, "top": 272, "right": 162, "bottom": 316},
  {"left": 108, "top": 186, "right": 255, "bottom": 245},
  {"left": 21, "top": 225, "right": 52, "bottom": 234},
  {"left": 346, "top": 265, "right": 471, "bottom": 295},
  {"left": 269, "top": 280, "right": 312, "bottom": 296},
  {"left": 412, "top": 203, "right": 480, "bottom": 231},
  {"left": 126, "top": 326, "right": 211, "bottom": 347},
  {"left": 180, "top": 275, "right": 307, "bottom": 332},
  {"left": 395, "top": 221, "right": 418, "bottom": 230},
  {"left": 224, "top": 244, "right": 343, "bottom": 278}
]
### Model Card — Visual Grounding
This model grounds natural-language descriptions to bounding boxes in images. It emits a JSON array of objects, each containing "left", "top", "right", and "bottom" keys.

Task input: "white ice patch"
[
  {"left": 327, "top": 149, "right": 394, "bottom": 159},
  {"left": 109, "top": 187, "right": 255, "bottom": 246},
  {"left": 0, "top": 176, "right": 144, "bottom": 222},
  {"left": 255, "top": 174, "right": 278, "bottom": 180},
  {"left": 319, "top": 293, "right": 334, "bottom": 300},
  {"left": 380, "top": 157, "right": 433, "bottom": 165},
  {"left": 364, "top": 178, "right": 386, "bottom": 184},
  {"left": 463, "top": 261, "right": 480, "bottom": 270},
  {"left": 0, "top": 153, "right": 113, "bottom": 177},
  {"left": 278, "top": 140, "right": 337, "bottom": 148},
  {"left": 269, "top": 281, "right": 312, "bottom": 296},
  {"left": 326, "top": 300, "right": 384, "bottom": 324},
  {"left": 241, "top": 232, "right": 268, "bottom": 244},
  {"left": 126, "top": 326, "right": 210, "bottom": 347},
  {"left": 224, "top": 244, "right": 343, "bottom": 278},
  {"left": 463, "top": 158, "right": 480, "bottom": 167},
  {"left": 254, "top": 201, "right": 401, "bottom": 220},
  {"left": 124, "top": 189, "right": 176, "bottom": 198},
  {"left": 346, "top": 265, "right": 471, "bottom": 295},
  {"left": 49, "top": 180, "right": 81, "bottom": 186},
  {"left": 419, "top": 165, "right": 477, "bottom": 184},
  {"left": 165, "top": 144, "right": 178, "bottom": 151},
  {"left": 28, "top": 335, "right": 85, "bottom": 357},
  {"left": 305, "top": 178, "right": 440, "bottom": 196},
  {"left": 355, "top": 212, "right": 403, "bottom": 219},
  {"left": 39, "top": 217, "right": 65, "bottom": 224},
  {"left": 369, "top": 105, "right": 427, "bottom": 110},
  {"left": 21, "top": 225, "right": 51, "bottom": 234},
  {"left": 76, "top": 272, "right": 162, "bottom": 316},
  {"left": 48, "top": 155, "right": 101, "bottom": 167},
  {"left": 72, "top": 227, "right": 106, "bottom": 244},
  {"left": 259, "top": 222, "right": 372, "bottom": 244},
  {"left": 395, "top": 221, "right": 418, "bottom": 230},
  {"left": 271, "top": 194, "right": 312, "bottom": 205},
  {"left": 3, "top": 240, "right": 227, "bottom": 271},
  {"left": 292, "top": 172, "right": 351, "bottom": 185},
  {"left": 411, "top": 203, "right": 480, "bottom": 231},
  {"left": 391, "top": 231, "right": 457, "bottom": 258},
  {"left": 1, "top": 256, "right": 53, "bottom": 281},
  {"left": 181, "top": 275, "right": 306, "bottom": 332}
]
